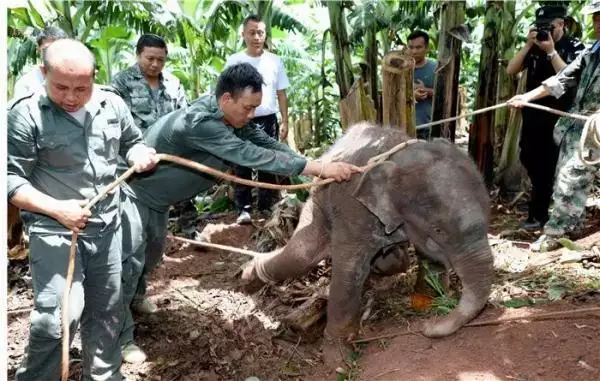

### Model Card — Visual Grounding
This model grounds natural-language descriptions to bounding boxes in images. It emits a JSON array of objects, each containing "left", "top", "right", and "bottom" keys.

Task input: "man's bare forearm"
[
  {"left": 506, "top": 43, "right": 533, "bottom": 75},
  {"left": 277, "top": 90, "right": 288, "bottom": 124}
]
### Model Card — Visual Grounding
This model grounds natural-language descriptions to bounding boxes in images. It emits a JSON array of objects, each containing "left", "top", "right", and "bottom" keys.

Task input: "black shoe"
[{"left": 520, "top": 218, "right": 542, "bottom": 231}]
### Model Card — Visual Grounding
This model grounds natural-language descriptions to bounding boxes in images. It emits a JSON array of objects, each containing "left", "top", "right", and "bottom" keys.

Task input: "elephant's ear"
[{"left": 353, "top": 161, "right": 404, "bottom": 234}]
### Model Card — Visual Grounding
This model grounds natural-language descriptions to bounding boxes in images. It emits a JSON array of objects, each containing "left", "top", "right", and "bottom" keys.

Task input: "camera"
[{"left": 535, "top": 24, "right": 554, "bottom": 41}]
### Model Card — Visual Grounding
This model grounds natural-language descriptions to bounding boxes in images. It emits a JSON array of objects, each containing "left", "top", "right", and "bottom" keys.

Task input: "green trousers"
[
  {"left": 544, "top": 124, "right": 599, "bottom": 236},
  {"left": 119, "top": 194, "right": 167, "bottom": 346},
  {"left": 15, "top": 228, "right": 124, "bottom": 381}
]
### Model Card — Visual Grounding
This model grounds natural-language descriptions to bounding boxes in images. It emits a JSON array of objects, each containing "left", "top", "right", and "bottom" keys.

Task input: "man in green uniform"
[
  {"left": 508, "top": 0, "right": 600, "bottom": 251},
  {"left": 7, "top": 39, "right": 157, "bottom": 381},
  {"left": 112, "top": 34, "right": 193, "bottom": 315},
  {"left": 118, "top": 63, "right": 360, "bottom": 363}
]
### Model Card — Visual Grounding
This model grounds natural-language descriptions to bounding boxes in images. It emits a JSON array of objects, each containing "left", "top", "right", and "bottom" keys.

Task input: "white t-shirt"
[
  {"left": 12, "top": 66, "right": 45, "bottom": 100},
  {"left": 225, "top": 50, "right": 290, "bottom": 117},
  {"left": 68, "top": 107, "right": 88, "bottom": 125}
]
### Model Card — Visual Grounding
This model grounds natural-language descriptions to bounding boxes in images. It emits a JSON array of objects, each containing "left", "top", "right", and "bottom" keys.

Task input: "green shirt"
[
  {"left": 111, "top": 64, "right": 188, "bottom": 132},
  {"left": 7, "top": 86, "right": 145, "bottom": 235},
  {"left": 123, "top": 95, "right": 307, "bottom": 212}
]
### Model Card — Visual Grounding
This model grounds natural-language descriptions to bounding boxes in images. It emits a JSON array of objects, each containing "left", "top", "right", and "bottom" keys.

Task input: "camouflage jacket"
[
  {"left": 111, "top": 64, "right": 188, "bottom": 132},
  {"left": 543, "top": 41, "right": 600, "bottom": 144}
]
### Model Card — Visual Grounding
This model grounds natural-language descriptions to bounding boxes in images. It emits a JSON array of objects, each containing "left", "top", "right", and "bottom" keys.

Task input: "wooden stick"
[
  {"left": 166, "top": 234, "right": 264, "bottom": 258},
  {"left": 463, "top": 306, "right": 600, "bottom": 328},
  {"left": 61, "top": 167, "right": 136, "bottom": 381},
  {"left": 350, "top": 306, "right": 600, "bottom": 344}
]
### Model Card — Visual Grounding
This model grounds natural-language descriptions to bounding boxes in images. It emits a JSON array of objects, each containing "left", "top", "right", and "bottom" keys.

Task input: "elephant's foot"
[
  {"left": 421, "top": 291, "right": 484, "bottom": 337},
  {"left": 421, "top": 312, "right": 466, "bottom": 337},
  {"left": 240, "top": 260, "right": 266, "bottom": 293},
  {"left": 321, "top": 331, "right": 356, "bottom": 371}
]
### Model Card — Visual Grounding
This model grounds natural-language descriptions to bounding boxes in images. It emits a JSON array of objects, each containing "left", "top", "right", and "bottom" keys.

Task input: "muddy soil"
[{"left": 6, "top": 206, "right": 600, "bottom": 381}]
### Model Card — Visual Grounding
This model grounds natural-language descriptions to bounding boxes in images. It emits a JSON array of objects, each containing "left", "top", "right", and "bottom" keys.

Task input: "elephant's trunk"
[{"left": 421, "top": 242, "right": 493, "bottom": 337}]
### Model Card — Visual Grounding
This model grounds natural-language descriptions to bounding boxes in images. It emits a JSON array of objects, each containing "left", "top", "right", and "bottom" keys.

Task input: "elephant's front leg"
[
  {"left": 242, "top": 198, "right": 331, "bottom": 288},
  {"left": 323, "top": 241, "right": 375, "bottom": 368}
]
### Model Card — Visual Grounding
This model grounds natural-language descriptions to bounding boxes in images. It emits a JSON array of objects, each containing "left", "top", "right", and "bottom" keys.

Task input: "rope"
[{"left": 58, "top": 100, "right": 600, "bottom": 379}]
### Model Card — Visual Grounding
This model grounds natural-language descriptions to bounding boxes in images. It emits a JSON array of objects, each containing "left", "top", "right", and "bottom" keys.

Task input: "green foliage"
[{"left": 288, "top": 175, "right": 312, "bottom": 202}]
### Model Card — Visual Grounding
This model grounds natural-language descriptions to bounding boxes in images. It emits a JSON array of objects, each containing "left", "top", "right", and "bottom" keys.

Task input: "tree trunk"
[
  {"left": 382, "top": 51, "right": 416, "bottom": 137},
  {"left": 364, "top": 24, "right": 379, "bottom": 121},
  {"left": 326, "top": 1, "right": 354, "bottom": 98},
  {"left": 495, "top": 73, "right": 528, "bottom": 192},
  {"left": 468, "top": 0, "right": 503, "bottom": 187},
  {"left": 431, "top": 0, "right": 466, "bottom": 141},
  {"left": 494, "top": 0, "right": 517, "bottom": 164}
]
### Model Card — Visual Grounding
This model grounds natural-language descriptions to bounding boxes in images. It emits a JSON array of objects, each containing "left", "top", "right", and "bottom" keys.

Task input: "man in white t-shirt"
[
  {"left": 225, "top": 14, "right": 291, "bottom": 224},
  {"left": 12, "top": 26, "right": 68, "bottom": 100}
]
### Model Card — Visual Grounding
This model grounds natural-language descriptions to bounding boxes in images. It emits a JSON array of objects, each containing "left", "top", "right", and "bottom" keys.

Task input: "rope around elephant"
[{"left": 59, "top": 101, "right": 600, "bottom": 380}]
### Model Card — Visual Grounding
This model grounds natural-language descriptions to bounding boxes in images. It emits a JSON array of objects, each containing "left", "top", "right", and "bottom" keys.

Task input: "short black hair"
[
  {"left": 216, "top": 63, "right": 263, "bottom": 99},
  {"left": 243, "top": 14, "right": 263, "bottom": 29},
  {"left": 36, "top": 26, "right": 68, "bottom": 46},
  {"left": 408, "top": 30, "right": 430, "bottom": 45},
  {"left": 136, "top": 34, "right": 168, "bottom": 55}
]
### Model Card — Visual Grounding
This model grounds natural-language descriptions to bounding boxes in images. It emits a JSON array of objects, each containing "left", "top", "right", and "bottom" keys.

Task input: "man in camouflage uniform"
[
  {"left": 111, "top": 34, "right": 187, "bottom": 132},
  {"left": 111, "top": 34, "right": 193, "bottom": 317},
  {"left": 8, "top": 39, "right": 157, "bottom": 381},
  {"left": 509, "top": 1, "right": 600, "bottom": 251}
]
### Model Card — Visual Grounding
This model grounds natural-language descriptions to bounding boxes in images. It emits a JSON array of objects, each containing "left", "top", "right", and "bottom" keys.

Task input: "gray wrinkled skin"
[{"left": 243, "top": 123, "right": 493, "bottom": 358}]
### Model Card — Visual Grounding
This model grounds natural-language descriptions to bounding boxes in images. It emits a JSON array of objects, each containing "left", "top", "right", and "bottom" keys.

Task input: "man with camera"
[{"left": 506, "top": 5, "right": 584, "bottom": 231}]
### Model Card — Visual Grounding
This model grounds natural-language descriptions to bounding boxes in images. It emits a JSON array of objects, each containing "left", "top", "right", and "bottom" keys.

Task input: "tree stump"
[{"left": 382, "top": 50, "right": 416, "bottom": 137}]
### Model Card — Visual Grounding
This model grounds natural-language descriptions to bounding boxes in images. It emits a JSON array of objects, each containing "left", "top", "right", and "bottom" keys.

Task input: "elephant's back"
[{"left": 319, "top": 122, "right": 409, "bottom": 166}]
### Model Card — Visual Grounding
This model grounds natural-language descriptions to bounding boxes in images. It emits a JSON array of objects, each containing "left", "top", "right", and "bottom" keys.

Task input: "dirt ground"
[{"left": 6, "top": 201, "right": 600, "bottom": 381}]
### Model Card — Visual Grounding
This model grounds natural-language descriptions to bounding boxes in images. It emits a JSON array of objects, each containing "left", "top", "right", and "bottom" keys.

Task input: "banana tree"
[{"left": 468, "top": 0, "right": 503, "bottom": 187}]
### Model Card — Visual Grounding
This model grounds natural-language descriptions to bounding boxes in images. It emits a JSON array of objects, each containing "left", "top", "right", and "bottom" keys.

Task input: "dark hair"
[
  {"left": 36, "top": 26, "right": 68, "bottom": 46},
  {"left": 408, "top": 30, "right": 430, "bottom": 45},
  {"left": 243, "top": 14, "right": 263, "bottom": 29},
  {"left": 136, "top": 34, "right": 168, "bottom": 55},
  {"left": 216, "top": 63, "right": 263, "bottom": 99}
]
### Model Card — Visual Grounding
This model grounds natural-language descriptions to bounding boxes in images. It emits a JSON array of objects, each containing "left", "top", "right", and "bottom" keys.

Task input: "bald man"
[{"left": 8, "top": 39, "right": 157, "bottom": 381}]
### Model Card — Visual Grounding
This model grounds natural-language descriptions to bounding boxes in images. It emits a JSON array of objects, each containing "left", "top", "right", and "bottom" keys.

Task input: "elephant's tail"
[{"left": 421, "top": 242, "right": 494, "bottom": 337}]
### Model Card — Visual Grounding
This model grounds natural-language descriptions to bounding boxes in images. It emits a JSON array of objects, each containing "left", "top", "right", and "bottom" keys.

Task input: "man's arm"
[
  {"left": 508, "top": 45, "right": 589, "bottom": 107},
  {"left": 506, "top": 39, "right": 534, "bottom": 75},
  {"left": 276, "top": 89, "right": 288, "bottom": 141},
  {"left": 536, "top": 34, "right": 568, "bottom": 73},
  {"left": 276, "top": 57, "right": 291, "bottom": 141},
  {"left": 238, "top": 124, "right": 295, "bottom": 154},
  {"left": 185, "top": 120, "right": 360, "bottom": 181},
  {"left": 7, "top": 111, "right": 91, "bottom": 231},
  {"left": 112, "top": 94, "right": 158, "bottom": 172}
]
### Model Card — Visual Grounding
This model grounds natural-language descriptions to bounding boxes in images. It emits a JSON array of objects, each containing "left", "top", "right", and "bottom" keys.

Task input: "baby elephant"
[{"left": 242, "top": 123, "right": 493, "bottom": 364}]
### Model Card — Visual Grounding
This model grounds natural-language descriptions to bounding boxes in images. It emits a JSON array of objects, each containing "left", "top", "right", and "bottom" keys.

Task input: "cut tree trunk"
[
  {"left": 431, "top": 0, "right": 466, "bottom": 142},
  {"left": 468, "top": 0, "right": 503, "bottom": 187},
  {"left": 339, "top": 78, "right": 377, "bottom": 130},
  {"left": 382, "top": 50, "right": 416, "bottom": 137}
]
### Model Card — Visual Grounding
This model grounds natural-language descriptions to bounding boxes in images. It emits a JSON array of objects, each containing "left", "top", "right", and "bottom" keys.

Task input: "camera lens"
[{"left": 536, "top": 30, "right": 549, "bottom": 41}]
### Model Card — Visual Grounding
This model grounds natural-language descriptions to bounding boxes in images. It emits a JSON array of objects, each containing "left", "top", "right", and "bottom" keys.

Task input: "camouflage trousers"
[{"left": 544, "top": 124, "right": 599, "bottom": 236}]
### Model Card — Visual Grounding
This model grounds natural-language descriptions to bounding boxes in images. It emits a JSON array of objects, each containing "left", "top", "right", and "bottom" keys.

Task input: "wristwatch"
[{"left": 547, "top": 50, "right": 558, "bottom": 59}]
